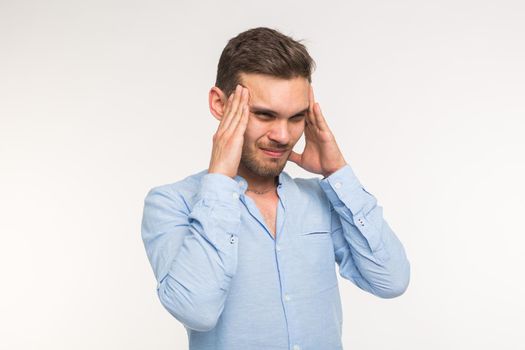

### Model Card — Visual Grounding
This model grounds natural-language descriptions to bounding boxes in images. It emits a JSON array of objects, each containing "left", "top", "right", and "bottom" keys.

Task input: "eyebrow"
[{"left": 250, "top": 105, "right": 309, "bottom": 118}]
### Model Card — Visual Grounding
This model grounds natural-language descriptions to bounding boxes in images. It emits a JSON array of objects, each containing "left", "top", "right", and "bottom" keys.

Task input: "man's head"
[
  {"left": 209, "top": 27, "right": 316, "bottom": 178},
  {"left": 214, "top": 27, "right": 315, "bottom": 97}
]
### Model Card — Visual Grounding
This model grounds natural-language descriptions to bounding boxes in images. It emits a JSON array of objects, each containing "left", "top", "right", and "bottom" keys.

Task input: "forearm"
[
  {"left": 320, "top": 164, "right": 411, "bottom": 298},
  {"left": 334, "top": 214, "right": 410, "bottom": 298}
]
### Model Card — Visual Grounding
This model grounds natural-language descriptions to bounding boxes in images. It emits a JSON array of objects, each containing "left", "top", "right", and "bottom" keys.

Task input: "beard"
[{"left": 240, "top": 143, "right": 288, "bottom": 178}]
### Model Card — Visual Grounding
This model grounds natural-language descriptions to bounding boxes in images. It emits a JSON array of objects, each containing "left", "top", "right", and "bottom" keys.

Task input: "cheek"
[
  {"left": 245, "top": 120, "right": 269, "bottom": 144},
  {"left": 242, "top": 125, "right": 260, "bottom": 147}
]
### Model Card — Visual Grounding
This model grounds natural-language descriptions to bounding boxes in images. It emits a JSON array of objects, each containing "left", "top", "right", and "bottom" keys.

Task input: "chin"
[{"left": 241, "top": 154, "right": 287, "bottom": 178}]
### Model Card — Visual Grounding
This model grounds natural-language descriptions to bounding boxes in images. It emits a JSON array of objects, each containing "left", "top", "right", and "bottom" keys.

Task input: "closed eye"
[
  {"left": 254, "top": 112, "right": 274, "bottom": 120},
  {"left": 255, "top": 112, "right": 305, "bottom": 121}
]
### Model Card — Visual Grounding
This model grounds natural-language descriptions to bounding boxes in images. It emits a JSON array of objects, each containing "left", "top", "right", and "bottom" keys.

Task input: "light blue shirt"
[{"left": 141, "top": 164, "right": 410, "bottom": 350}]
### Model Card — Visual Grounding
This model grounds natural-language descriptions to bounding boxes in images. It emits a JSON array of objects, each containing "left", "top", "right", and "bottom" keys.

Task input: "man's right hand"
[{"left": 208, "top": 84, "right": 250, "bottom": 178}]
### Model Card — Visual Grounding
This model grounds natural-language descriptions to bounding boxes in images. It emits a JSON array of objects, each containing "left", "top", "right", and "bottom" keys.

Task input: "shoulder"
[
  {"left": 284, "top": 171, "right": 330, "bottom": 207},
  {"left": 285, "top": 170, "right": 324, "bottom": 195},
  {"left": 293, "top": 176, "right": 323, "bottom": 194},
  {"left": 282, "top": 172, "right": 332, "bottom": 229},
  {"left": 143, "top": 169, "right": 209, "bottom": 211}
]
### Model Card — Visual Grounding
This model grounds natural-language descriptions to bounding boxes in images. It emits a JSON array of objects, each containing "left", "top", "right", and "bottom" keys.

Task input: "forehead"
[{"left": 239, "top": 73, "right": 310, "bottom": 112}]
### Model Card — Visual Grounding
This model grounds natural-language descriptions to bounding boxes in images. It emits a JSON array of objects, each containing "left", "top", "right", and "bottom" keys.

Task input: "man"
[{"left": 141, "top": 27, "right": 410, "bottom": 350}]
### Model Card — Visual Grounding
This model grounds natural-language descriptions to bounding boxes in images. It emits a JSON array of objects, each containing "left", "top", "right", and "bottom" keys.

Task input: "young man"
[{"left": 141, "top": 27, "right": 410, "bottom": 350}]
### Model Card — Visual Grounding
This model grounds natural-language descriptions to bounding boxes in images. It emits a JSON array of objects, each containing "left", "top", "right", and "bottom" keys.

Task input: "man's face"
[{"left": 237, "top": 72, "right": 309, "bottom": 178}]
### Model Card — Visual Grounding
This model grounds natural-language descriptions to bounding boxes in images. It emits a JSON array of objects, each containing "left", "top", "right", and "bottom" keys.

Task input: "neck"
[{"left": 237, "top": 163, "right": 279, "bottom": 193}]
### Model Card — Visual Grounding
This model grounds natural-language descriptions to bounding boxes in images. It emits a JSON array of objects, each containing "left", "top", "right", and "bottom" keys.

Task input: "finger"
[
  {"left": 226, "top": 87, "right": 248, "bottom": 134},
  {"left": 236, "top": 88, "right": 250, "bottom": 126},
  {"left": 218, "top": 85, "right": 242, "bottom": 132},
  {"left": 218, "top": 85, "right": 241, "bottom": 132},
  {"left": 307, "top": 84, "right": 318, "bottom": 128},
  {"left": 304, "top": 117, "right": 315, "bottom": 139},
  {"left": 223, "top": 91, "right": 235, "bottom": 117},
  {"left": 226, "top": 86, "right": 248, "bottom": 132},
  {"left": 234, "top": 103, "right": 250, "bottom": 137},
  {"left": 217, "top": 90, "right": 235, "bottom": 133},
  {"left": 235, "top": 89, "right": 250, "bottom": 134},
  {"left": 226, "top": 85, "right": 245, "bottom": 128},
  {"left": 313, "top": 102, "right": 329, "bottom": 132},
  {"left": 309, "top": 85, "right": 329, "bottom": 132}
]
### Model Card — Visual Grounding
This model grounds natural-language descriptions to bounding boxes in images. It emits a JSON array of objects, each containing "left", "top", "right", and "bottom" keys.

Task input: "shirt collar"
[{"left": 234, "top": 170, "right": 290, "bottom": 194}]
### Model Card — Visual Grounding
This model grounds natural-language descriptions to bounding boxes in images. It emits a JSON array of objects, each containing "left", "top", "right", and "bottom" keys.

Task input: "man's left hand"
[{"left": 288, "top": 85, "right": 347, "bottom": 178}]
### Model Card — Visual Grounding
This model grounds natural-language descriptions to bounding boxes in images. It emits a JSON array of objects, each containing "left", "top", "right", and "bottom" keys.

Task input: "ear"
[{"left": 209, "top": 86, "right": 228, "bottom": 122}]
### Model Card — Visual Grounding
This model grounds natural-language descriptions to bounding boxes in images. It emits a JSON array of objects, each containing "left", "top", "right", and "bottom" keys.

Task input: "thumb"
[{"left": 288, "top": 150, "right": 302, "bottom": 165}]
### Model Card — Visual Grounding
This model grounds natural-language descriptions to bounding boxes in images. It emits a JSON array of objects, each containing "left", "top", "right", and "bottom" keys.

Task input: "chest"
[
  {"left": 227, "top": 191, "right": 338, "bottom": 303},
  {"left": 247, "top": 194, "right": 279, "bottom": 238}
]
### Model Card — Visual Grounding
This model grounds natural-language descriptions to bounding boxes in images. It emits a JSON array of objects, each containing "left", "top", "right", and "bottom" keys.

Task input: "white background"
[{"left": 1, "top": 0, "right": 524, "bottom": 349}]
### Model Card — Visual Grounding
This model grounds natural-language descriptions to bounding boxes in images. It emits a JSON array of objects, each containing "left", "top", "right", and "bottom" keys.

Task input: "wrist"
[
  {"left": 208, "top": 167, "right": 235, "bottom": 179},
  {"left": 322, "top": 162, "right": 347, "bottom": 178}
]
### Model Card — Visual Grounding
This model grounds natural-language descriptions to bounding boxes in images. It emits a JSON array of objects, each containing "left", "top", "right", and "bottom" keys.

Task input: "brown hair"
[{"left": 215, "top": 27, "right": 316, "bottom": 97}]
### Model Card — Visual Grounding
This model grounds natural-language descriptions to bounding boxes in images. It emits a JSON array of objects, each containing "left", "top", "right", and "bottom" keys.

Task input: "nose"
[{"left": 267, "top": 119, "right": 291, "bottom": 146}]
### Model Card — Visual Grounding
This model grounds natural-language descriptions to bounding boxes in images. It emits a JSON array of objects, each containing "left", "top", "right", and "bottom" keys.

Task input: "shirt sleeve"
[
  {"left": 318, "top": 164, "right": 411, "bottom": 298},
  {"left": 141, "top": 173, "right": 242, "bottom": 331}
]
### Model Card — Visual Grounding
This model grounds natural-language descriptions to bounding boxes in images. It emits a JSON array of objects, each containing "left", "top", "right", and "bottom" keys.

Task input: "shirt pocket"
[
  {"left": 301, "top": 229, "right": 331, "bottom": 236},
  {"left": 298, "top": 228, "right": 335, "bottom": 273}
]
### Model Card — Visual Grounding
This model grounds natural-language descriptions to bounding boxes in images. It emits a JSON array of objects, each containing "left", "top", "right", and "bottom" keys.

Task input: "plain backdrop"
[{"left": 1, "top": 0, "right": 524, "bottom": 349}]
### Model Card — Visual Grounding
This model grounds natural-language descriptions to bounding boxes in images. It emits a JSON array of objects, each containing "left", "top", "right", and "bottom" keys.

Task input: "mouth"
[{"left": 260, "top": 147, "right": 287, "bottom": 158}]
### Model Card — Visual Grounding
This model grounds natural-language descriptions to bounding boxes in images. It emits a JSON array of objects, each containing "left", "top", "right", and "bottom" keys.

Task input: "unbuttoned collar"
[{"left": 234, "top": 171, "right": 289, "bottom": 195}]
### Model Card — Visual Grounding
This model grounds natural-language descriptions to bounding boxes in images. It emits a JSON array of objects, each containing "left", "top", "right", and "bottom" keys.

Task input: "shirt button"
[
  {"left": 334, "top": 182, "right": 342, "bottom": 189},
  {"left": 232, "top": 192, "right": 239, "bottom": 199},
  {"left": 238, "top": 180, "right": 244, "bottom": 187},
  {"left": 284, "top": 294, "right": 291, "bottom": 301},
  {"left": 229, "top": 235, "right": 237, "bottom": 244},
  {"left": 276, "top": 244, "right": 281, "bottom": 251},
  {"left": 293, "top": 345, "right": 301, "bottom": 350}
]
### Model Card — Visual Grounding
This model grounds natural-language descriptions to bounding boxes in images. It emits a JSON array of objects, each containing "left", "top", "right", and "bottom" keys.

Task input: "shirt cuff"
[
  {"left": 318, "top": 164, "right": 372, "bottom": 216},
  {"left": 198, "top": 172, "right": 243, "bottom": 206}
]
